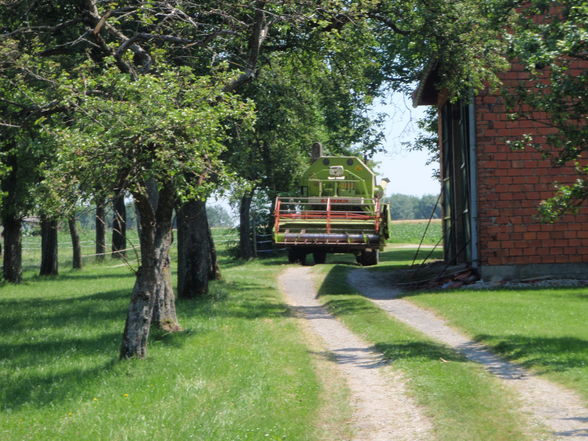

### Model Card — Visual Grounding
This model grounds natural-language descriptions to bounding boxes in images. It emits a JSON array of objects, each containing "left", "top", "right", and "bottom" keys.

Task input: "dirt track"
[
  {"left": 278, "top": 266, "right": 433, "bottom": 441},
  {"left": 348, "top": 268, "right": 588, "bottom": 441},
  {"left": 279, "top": 264, "right": 588, "bottom": 441}
]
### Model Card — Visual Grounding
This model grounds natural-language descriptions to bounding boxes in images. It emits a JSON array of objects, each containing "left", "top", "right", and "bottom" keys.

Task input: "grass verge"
[
  {"left": 0, "top": 255, "right": 324, "bottom": 441},
  {"left": 314, "top": 253, "right": 540, "bottom": 441},
  {"left": 405, "top": 286, "right": 588, "bottom": 405}
]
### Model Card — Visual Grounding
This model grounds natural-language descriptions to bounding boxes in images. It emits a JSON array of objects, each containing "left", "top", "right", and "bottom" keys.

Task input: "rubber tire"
[
  {"left": 355, "top": 253, "right": 363, "bottom": 265},
  {"left": 288, "top": 248, "right": 307, "bottom": 265},
  {"left": 287, "top": 248, "right": 298, "bottom": 263},
  {"left": 359, "top": 249, "right": 379, "bottom": 266},
  {"left": 313, "top": 251, "right": 327, "bottom": 264}
]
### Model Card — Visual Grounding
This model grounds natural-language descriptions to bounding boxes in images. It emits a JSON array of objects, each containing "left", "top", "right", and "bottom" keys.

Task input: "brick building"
[{"left": 413, "top": 62, "right": 588, "bottom": 280}]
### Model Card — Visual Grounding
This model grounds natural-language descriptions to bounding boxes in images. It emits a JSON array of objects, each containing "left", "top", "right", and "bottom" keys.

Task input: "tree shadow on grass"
[
  {"left": 374, "top": 340, "right": 466, "bottom": 364},
  {"left": 317, "top": 265, "right": 354, "bottom": 297},
  {"left": 0, "top": 359, "right": 118, "bottom": 411},
  {"left": 0, "top": 332, "right": 121, "bottom": 369},
  {"left": 217, "top": 253, "right": 287, "bottom": 269},
  {"left": 0, "top": 289, "right": 129, "bottom": 335},
  {"left": 177, "top": 281, "right": 292, "bottom": 321},
  {"left": 476, "top": 334, "right": 588, "bottom": 375},
  {"left": 0, "top": 288, "right": 129, "bottom": 411},
  {"left": 24, "top": 271, "right": 136, "bottom": 283}
]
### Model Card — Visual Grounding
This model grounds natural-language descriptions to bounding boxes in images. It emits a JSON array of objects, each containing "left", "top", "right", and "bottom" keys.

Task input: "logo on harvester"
[{"left": 320, "top": 199, "right": 350, "bottom": 203}]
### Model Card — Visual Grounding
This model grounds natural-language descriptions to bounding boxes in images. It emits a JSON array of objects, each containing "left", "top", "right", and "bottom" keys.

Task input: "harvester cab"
[{"left": 273, "top": 152, "right": 390, "bottom": 266}]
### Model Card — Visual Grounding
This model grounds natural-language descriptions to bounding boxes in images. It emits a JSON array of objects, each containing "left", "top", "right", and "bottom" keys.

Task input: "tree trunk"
[
  {"left": 95, "top": 198, "right": 106, "bottom": 262},
  {"left": 112, "top": 191, "right": 127, "bottom": 258},
  {"left": 120, "top": 262, "right": 158, "bottom": 359},
  {"left": 152, "top": 253, "right": 181, "bottom": 332},
  {"left": 1, "top": 152, "right": 22, "bottom": 283},
  {"left": 2, "top": 215, "right": 22, "bottom": 283},
  {"left": 177, "top": 200, "right": 210, "bottom": 298},
  {"left": 120, "top": 182, "right": 179, "bottom": 359},
  {"left": 207, "top": 221, "right": 221, "bottom": 280},
  {"left": 68, "top": 216, "right": 83, "bottom": 269},
  {"left": 239, "top": 192, "right": 254, "bottom": 259},
  {"left": 40, "top": 218, "right": 58, "bottom": 276}
]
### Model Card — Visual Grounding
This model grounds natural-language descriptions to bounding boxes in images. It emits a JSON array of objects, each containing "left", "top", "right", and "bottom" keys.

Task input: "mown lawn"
[
  {"left": 314, "top": 249, "right": 542, "bottom": 441},
  {"left": 406, "top": 286, "right": 588, "bottom": 405},
  {"left": 0, "top": 252, "right": 330, "bottom": 441}
]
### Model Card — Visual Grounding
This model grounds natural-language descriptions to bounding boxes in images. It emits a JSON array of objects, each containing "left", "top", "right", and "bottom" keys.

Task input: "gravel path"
[
  {"left": 278, "top": 266, "right": 433, "bottom": 441},
  {"left": 349, "top": 268, "right": 588, "bottom": 441}
]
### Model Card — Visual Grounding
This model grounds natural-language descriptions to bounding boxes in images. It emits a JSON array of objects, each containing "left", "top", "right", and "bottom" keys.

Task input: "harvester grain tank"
[{"left": 273, "top": 148, "right": 390, "bottom": 265}]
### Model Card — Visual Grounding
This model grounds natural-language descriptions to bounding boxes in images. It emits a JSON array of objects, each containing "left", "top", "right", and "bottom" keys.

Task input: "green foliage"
[
  {"left": 384, "top": 193, "right": 441, "bottom": 220},
  {"left": 0, "top": 38, "right": 69, "bottom": 218},
  {"left": 373, "top": 0, "right": 514, "bottom": 98},
  {"left": 206, "top": 204, "right": 235, "bottom": 228},
  {"left": 506, "top": 0, "right": 588, "bottom": 218},
  {"left": 49, "top": 65, "right": 254, "bottom": 202},
  {"left": 228, "top": 41, "right": 386, "bottom": 202}
]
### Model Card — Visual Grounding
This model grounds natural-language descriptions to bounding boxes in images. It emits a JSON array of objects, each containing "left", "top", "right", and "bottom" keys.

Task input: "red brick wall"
[{"left": 475, "top": 62, "right": 588, "bottom": 267}]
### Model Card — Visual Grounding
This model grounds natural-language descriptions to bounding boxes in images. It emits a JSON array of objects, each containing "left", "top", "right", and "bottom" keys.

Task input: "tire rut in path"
[
  {"left": 349, "top": 268, "right": 588, "bottom": 441},
  {"left": 278, "top": 266, "right": 433, "bottom": 441}
]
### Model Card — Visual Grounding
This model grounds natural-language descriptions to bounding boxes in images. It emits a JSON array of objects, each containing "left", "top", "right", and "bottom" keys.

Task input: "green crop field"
[{"left": 388, "top": 219, "right": 442, "bottom": 245}]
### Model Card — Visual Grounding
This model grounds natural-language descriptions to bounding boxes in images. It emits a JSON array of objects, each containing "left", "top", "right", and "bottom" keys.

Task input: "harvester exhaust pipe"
[{"left": 311, "top": 142, "right": 323, "bottom": 162}]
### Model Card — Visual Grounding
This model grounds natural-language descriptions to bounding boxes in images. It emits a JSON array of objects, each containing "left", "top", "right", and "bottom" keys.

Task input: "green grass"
[
  {"left": 406, "top": 286, "right": 588, "bottom": 405},
  {"left": 0, "top": 252, "right": 326, "bottom": 441},
  {"left": 19, "top": 227, "right": 237, "bottom": 275},
  {"left": 388, "top": 219, "right": 442, "bottom": 245},
  {"left": 314, "top": 250, "right": 539, "bottom": 441}
]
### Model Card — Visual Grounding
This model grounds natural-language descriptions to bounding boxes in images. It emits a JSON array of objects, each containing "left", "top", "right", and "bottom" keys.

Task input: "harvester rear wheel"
[
  {"left": 358, "top": 249, "right": 379, "bottom": 266},
  {"left": 288, "top": 248, "right": 299, "bottom": 263},
  {"left": 288, "top": 248, "right": 307, "bottom": 265},
  {"left": 313, "top": 251, "right": 327, "bottom": 264}
]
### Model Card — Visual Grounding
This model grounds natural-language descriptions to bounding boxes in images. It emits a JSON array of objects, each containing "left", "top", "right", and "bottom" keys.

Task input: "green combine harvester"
[{"left": 273, "top": 145, "right": 390, "bottom": 265}]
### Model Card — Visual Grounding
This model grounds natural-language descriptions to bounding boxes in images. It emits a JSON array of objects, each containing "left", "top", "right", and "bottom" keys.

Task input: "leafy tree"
[
  {"left": 0, "top": 38, "right": 66, "bottom": 282},
  {"left": 387, "top": 193, "right": 416, "bottom": 220},
  {"left": 48, "top": 66, "right": 253, "bottom": 358},
  {"left": 207, "top": 204, "right": 234, "bottom": 228},
  {"left": 384, "top": 193, "right": 441, "bottom": 220},
  {"left": 415, "top": 194, "right": 442, "bottom": 219},
  {"left": 506, "top": 0, "right": 588, "bottom": 220}
]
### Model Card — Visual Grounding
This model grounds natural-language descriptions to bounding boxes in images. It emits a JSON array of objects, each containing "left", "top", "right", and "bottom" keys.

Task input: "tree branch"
[
  {"left": 223, "top": 3, "right": 269, "bottom": 93},
  {"left": 368, "top": 12, "right": 411, "bottom": 36}
]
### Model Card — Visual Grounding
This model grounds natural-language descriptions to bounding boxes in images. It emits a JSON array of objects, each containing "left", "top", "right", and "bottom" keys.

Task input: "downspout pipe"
[{"left": 468, "top": 95, "right": 480, "bottom": 271}]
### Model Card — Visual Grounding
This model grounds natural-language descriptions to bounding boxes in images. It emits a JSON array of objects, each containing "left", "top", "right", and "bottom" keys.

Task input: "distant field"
[
  {"left": 19, "top": 227, "right": 237, "bottom": 275},
  {"left": 388, "top": 219, "right": 442, "bottom": 245}
]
